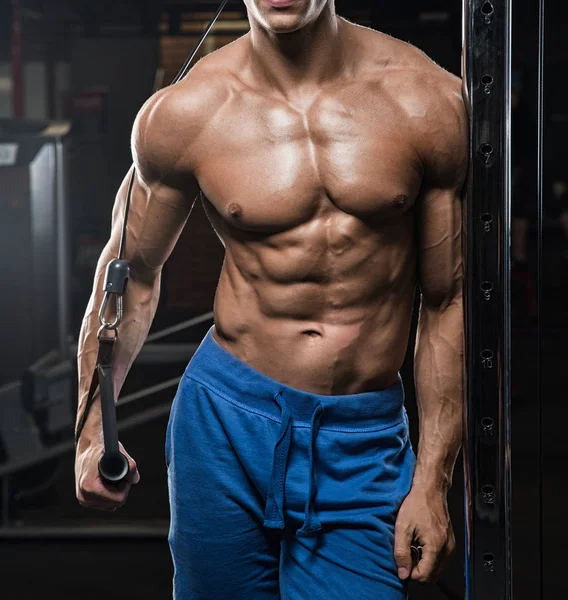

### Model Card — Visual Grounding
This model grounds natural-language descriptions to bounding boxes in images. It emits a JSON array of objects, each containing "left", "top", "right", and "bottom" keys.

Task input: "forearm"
[
  {"left": 75, "top": 245, "right": 161, "bottom": 448},
  {"left": 412, "top": 292, "right": 464, "bottom": 492}
]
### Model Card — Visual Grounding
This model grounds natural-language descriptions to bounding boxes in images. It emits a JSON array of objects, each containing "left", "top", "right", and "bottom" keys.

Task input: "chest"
[{"left": 193, "top": 86, "right": 424, "bottom": 231}]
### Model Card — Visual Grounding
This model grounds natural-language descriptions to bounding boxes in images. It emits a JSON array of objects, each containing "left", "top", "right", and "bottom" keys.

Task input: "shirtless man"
[{"left": 75, "top": 1, "right": 467, "bottom": 598}]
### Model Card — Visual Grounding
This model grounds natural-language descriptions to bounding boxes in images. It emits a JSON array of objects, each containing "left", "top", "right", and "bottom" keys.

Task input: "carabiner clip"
[
  {"left": 98, "top": 292, "right": 124, "bottom": 331},
  {"left": 97, "top": 323, "right": 118, "bottom": 342}
]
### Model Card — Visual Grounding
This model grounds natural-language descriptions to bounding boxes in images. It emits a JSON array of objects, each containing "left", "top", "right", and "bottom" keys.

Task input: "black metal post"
[
  {"left": 462, "top": 1, "right": 512, "bottom": 598},
  {"left": 55, "top": 139, "right": 71, "bottom": 360}
]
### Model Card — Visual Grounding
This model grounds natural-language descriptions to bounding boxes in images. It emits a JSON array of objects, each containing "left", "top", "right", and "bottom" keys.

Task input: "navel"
[{"left": 302, "top": 330, "right": 323, "bottom": 338}]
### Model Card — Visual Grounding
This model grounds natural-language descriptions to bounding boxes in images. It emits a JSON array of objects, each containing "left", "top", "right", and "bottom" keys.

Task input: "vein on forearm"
[{"left": 413, "top": 291, "right": 464, "bottom": 489}]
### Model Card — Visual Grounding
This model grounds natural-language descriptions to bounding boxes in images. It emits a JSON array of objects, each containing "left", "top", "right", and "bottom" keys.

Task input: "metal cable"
[
  {"left": 536, "top": 0, "right": 545, "bottom": 598},
  {"left": 118, "top": 0, "right": 229, "bottom": 261}
]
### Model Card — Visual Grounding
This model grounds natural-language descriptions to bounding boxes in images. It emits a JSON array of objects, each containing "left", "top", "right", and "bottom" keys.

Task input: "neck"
[{"left": 247, "top": 7, "right": 346, "bottom": 96}]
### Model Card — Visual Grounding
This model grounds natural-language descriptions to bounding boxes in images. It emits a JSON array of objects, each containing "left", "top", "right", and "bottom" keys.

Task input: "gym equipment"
[
  {"left": 0, "top": 119, "right": 72, "bottom": 386},
  {"left": 0, "top": 311, "right": 213, "bottom": 528},
  {"left": 75, "top": 0, "right": 230, "bottom": 485},
  {"left": 463, "top": 1, "right": 513, "bottom": 598}
]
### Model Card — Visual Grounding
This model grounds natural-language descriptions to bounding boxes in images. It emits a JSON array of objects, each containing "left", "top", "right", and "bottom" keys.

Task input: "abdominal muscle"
[{"left": 211, "top": 220, "right": 417, "bottom": 396}]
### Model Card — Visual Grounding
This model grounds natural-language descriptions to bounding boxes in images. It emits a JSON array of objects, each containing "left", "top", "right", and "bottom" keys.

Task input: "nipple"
[
  {"left": 228, "top": 202, "right": 243, "bottom": 219},
  {"left": 394, "top": 194, "right": 408, "bottom": 208}
]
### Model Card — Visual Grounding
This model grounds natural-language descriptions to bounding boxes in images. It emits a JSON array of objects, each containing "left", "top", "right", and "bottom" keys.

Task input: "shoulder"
[
  {"left": 399, "top": 63, "right": 468, "bottom": 185},
  {"left": 131, "top": 43, "right": 242, "bottom": 182},
  {"left": 410, "top": 69, "right": 468, "bottom": 187},
  {"left": 357, "top": 26, "right": 468, "bottom": 183},
  {"left": 373, "top": 30, "right": 467, "bottom": 139},
  {"left": 388, "top": 44, "right": 468, "bottom": 184}
]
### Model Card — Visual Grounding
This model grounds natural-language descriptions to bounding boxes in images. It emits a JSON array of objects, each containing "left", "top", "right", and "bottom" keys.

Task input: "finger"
[
  {"left": 88, "top": 505, "right": 118, "bottom": 513},
  {"left": 393, "top": 520, "right": 414, "bottom": 580},
  {"left": 101, "top": 481, "right": 132, "bottom": 503},
  {"left": 127, "top": 460, "right": 140, "bottom": 485},
  {"left": 431, "top": 554, "right": 449, "bottom": 583},
  {"left": 411, "top": 543, "right": 442, "bottom": 584},
  {"left": 82, "top": 480, "right": 131, "bottom": 506},
  {"left": 80, "top": 493, "right": 126, "bottom": 511},
  {"left": 78, "top": 495, "right": 121, "bottom": 511},
  {"left": 82, "top": 503, "right": 118, "bottom": 512},
  {"left": 119, "top": 444, "right": 140, "bottom": 485},
  {"left": 432, "top": 537, "right": 455, "bottom": 581},
  {"left": 84, "top": 494, "right": 126, "bottom": 511}
]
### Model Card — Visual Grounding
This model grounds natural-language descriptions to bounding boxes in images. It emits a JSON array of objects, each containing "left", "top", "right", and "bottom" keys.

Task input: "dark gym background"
[{"left": 0, "top": 1, "right": 564, "bottom": 599}]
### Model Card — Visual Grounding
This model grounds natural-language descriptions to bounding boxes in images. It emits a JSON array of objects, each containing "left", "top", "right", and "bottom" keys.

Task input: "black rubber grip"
[
  {"left": 98, "top": 450, "right": 129, "bottom": 484},
  {"left": 97, "top": 362, "right": 128, "bottom": 484}
]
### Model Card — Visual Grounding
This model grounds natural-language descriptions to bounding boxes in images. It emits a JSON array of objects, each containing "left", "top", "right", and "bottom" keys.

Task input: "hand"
[
  {"left": 394, "top": 485, "right": 455, "bottom": 584},
  {"left": 75, "top": 439, "right": 140, "bottom": 511}
]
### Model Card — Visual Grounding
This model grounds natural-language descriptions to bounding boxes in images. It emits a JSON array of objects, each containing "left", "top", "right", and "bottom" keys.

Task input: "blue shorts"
[{"left": 166, "top": 327, "right": 416, "bottom": 599}]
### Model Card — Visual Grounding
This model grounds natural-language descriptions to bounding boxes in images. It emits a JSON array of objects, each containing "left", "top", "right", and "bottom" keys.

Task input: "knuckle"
[
  {"left": 83, "top": 486, "right": 105, "bottom": 501},
  {"left": 394, "top": 511, "right": 409, "bottom": 525},
  {"left": 80, "top": 477, "right": 100, "bottom": 494},
  {"left": 112, "top": 491, "right": 129, "bottom": 506},
  {"left": 394, "top": 525, "right": 411, "bottom": 539},
  {"left": 433, "top": 535, "right": 445, "bottom": 549},
  {"left": 80, "top": 484, "right": 95, "bottom": 497}
]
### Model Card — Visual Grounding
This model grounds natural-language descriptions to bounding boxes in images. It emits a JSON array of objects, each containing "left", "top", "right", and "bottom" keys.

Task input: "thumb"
[
  {"left": 118, "top": 443, "right": 140, "bottom": 485},
  {"left": 394, "top": 520, "right": 414, "bottom": 580},
  {"left": 126, "top": 455, "right": 140, "bottom": 484}
]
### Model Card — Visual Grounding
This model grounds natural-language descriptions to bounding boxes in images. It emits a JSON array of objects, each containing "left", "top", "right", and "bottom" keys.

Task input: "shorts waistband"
[{"left": 184, "top": 326, "right": 406, "bottom": 432}]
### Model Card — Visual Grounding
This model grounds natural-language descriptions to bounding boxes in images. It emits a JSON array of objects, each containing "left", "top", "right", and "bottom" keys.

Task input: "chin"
[
  {"left": 246, "top": 0, "right": 323, "bottom": 33},
  {"left": 263, "top": 14, "right": 310, "bottom": 33}
]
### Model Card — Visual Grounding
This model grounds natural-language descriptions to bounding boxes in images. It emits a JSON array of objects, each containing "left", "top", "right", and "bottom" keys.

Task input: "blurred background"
[{"left": 0, "top": 0, "right": 565, "bottom": 598}]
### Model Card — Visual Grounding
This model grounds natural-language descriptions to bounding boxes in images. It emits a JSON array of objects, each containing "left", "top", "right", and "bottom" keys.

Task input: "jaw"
[{"left": 246, "top": 0, "right": 328, "bottom": 34}]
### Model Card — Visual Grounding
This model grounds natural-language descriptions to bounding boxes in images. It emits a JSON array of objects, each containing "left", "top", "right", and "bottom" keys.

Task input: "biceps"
[
  {"left": 108, "top": 168, "right": 201, "bottom": 272},
  {"left": 417, "top": 187, "right": 464, "bottom": 308}
]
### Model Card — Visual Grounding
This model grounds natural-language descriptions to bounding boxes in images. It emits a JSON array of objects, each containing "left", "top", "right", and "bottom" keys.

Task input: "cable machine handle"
[
  {"left": 89, "top": 1, "right": 229, "bottom": 485},
  {"left": 97, "top": 361, "right": 129, "bottom": 483}
]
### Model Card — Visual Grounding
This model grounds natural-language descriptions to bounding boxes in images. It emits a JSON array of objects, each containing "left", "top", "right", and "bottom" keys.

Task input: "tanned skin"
[{"left": 75, "top": 0, "right": 467, "bottom": 586}]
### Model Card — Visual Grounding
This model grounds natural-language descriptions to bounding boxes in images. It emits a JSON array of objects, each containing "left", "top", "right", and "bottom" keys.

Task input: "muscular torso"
[{"left": 139, "top": 21, "right": 462, "bottom": 395}]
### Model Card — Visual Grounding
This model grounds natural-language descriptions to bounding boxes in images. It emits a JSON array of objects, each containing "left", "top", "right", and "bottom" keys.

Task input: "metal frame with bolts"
[{"left": 462, "top": 1, "right": 513, "bottom": 598}]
